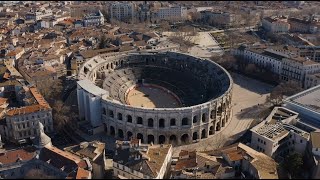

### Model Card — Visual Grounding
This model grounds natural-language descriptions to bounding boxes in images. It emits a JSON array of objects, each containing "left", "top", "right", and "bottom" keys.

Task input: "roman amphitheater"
[{"left": 77, "top": 51, "right": 233, "bottom": 146}]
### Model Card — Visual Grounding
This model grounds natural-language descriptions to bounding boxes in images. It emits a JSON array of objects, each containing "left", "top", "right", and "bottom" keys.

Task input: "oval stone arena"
[{"left": 77, "top": 51, "right": 233, "bottom": 146}]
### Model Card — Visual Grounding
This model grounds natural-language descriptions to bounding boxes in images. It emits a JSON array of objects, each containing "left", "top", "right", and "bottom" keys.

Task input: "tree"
[
  {"left": 52, "top": 100, "right": 71, "bottom": 131},
  {"left": 98, "top": 34, "right": 107, "bottom": 49},
  {"left": 266, "top": 80, "right": 303, "bottom": 106},
  {"left": 24, "top": 169, "right": 57, "bottom": 179},
  {"left": 210, "top": 53, "right": 237, "bottom": 70},
  {"left": 281, "top": 153, "right": 304, "bottom": 178}
]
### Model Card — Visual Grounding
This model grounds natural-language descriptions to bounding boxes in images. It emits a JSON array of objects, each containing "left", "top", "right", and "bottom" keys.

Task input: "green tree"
[
  {"left": 99, "top": 34, "right": 107, "bottom": 49},
  {"left": 281, "top": 153, "right": 304, "bottom": 178}
]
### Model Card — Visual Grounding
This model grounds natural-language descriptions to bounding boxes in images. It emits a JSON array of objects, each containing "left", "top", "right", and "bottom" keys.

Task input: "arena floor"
[{"left": 126, "top": 85, "right": 181, "bottom": 108}]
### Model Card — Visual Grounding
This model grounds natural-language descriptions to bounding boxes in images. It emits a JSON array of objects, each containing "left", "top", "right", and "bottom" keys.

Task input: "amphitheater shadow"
[
  {"left": 231, "top": 72, "right": 274, "bottom": 95},
  {"left": 235, "top": 104, "right": 273, "bottom": 120}
]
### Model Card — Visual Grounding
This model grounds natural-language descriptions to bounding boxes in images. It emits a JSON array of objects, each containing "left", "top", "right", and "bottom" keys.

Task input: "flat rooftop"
[{"left": 285, "top": 84, "right": 320, "bottom": 113}]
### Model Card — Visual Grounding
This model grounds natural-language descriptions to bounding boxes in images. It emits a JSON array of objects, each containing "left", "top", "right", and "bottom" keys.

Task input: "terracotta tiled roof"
[
  {"left": 76, "top": 167, "right": 90, "bottom": 179},
  {"left": 0, "top": 146, "right": 37, "bottom": 165}
]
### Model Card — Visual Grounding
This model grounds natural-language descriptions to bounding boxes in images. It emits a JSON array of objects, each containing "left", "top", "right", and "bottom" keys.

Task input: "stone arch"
[
  {"left": 181, "top": 134, "right": 189, "bottom": 144},
  {"left": 127, "top": 131, "right": 133, "bottom": 140},
  {"left": 147, "top": 135, "right": 154, "bottom": 144},
  {"left": 159, "top": 135, "right": 166, "bottom": 144},
  {"left": 118, "top": 129, "right": 124, "bottom": 139},
  {"left": 192, "top": 132, "right": 198, "bottom": 140},
  {"left": 159, "top": 118, "right": 165, "bottom": 128},
  {"left": 210, "top": 109, "right": 215, "bottom": 119},
  {"left": 137, "top": 117, "right": 143, "bottom": 125},
  {"left": 110, "top": 126, "right": 115, "bottom": 136},
  {"left": 169, "top": 135, "right": 177, "bottom": 145},
  {"left": 222, "top": 119, "right": 225, "bottom": 127},
  {"left": 202, "top": 113, "right": 206, "bottom": 122},
  {"left": 201, "top": 129, "right": 207, "bottom": 139},
  {"left": 193, "top": 115, "right": 198, "bottom": 123},
  {"left": 216, "top": 122, "right": 221, "bottom": 131},
  {"left": 148, "top": 118, "right": 154, "bottom": 127},
  {"left": 209, "top": 126, "right": 214, "bottom": 135},
  {"left": 127, "top": 115, "right": 132, "bottom": 123},
  {"left": 170, "top": 118, "right": 176, "bottom": 126},
  {"left": 182, "top": 118, "right": 189, "bottom": 126},
  {"left": 118, "top": 113, "right": 123, "bottom": 120},
  {"left": 106, "top": 64, "right": 109, "bottom": 69},
  {"left": 137, "top": 133, "right": 144, "bottom": 143},
  {"left": 115, "top": 61, "right": 118, "bottom": 66},
  {"left": 109, "top": 110, "right": 114, "bottom": 118},
  {"left": 111, "top": 63, "right": 114, "bottom": 69},
  {"left": 120, "top": 60, "right": 124, "bottom": 66}
]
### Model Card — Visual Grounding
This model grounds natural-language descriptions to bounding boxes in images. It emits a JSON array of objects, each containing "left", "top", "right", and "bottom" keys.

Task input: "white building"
[
  {"left": 112, "top": 139, "right": 172, "bottom": 179},
  {"left": 157, "top": 6, "right": 188, "bottom": 22},
  {"left": 233, "top": 45, "right": 288, "bottom": 74},
  {"left": 250, "top": 107, "right": 310, "bottom": 158},
  {"left": 83, "top": 10, "right": 104, "bottom": 27},
  {"left": 284, "top": 84, "right": 320, "bottom": 130},
  {"left": 25, "top": 9, "right": 53, "bottom": 21},
  {"left": 109, "top": 2, "right": 135, "bottom": 22},
  {"left": 305, "top": 73, "right": 320, "bottom": 89},
  {"left": 281, "top": 56, "right": 320, "bottom": 87},
  {"left": 262, "top": 16, "right": 290, "bottom": 33}
]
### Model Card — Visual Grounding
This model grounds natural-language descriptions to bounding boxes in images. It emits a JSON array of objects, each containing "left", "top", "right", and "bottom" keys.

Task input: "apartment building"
[
  {"left": 25, "top": 9, "right": 53, "bottom": 21},
  {"left": 305, "top": 73, "right": 320, "bottom": 89},
  {"left": 288, "top": 17, "right": 320, "bottom": 34},
  {"left": 83, "top": 10, "right": 104, "bottom": 27},
  {"left": 200, "top": 10, "right": 236, "bottom": 28},
  {"left": 281, "top": 56, "right": 320, "bottom": 87},
  {"left": 250, "top": 107, "right": 310, "bottom": 158},
  {"left": 69, "top": 4, "right": 104, "bottom": 18},
  {"left": 157, "top": 6, "right": 188, "bottom": 22},
  {"left": 262, "top": 16, "right": 290, "bottom": 33},
  {"left": 112, "top": 138, "right": 173, "bottom": 179},
  {"left": 109, "top": 2, "right": 135, "bottom": 22}
]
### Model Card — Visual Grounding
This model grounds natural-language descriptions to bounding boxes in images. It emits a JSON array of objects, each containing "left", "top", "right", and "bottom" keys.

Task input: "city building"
[
  {"left": 205, "top": 143, "right": 279, "bottom": 179},
  {"left": 284, "top": 84, "right": 320, "bottom": 130},
  {"left": 281, "top": 56, "right": 320, "bottom": 87},
  {"left": 109, "top": 2, "right": 135, "bottom": 23},
  {"left": 157, "top": 6, "right": 188, "bottom": 22},
  {"left": 0, "top": 122, "right": 92, "bottom": 179},
  {"left": 170, "top": 150, "right": 235, "bottom": 179},
  {"left": 307, "top": 131, "right": 320, "bottom": 179},
  {"left": 250, "top": 107, "right": 310, "bottom": 158},
  {"left": 64, "top": 141, "right": 106, "bottom": 179},
  {"left": 200, "top": 10, "right": 236, "bottom": 28},
  {"left": 69, "top": 4, "right": 104, "bottom": 18},
  {"left": 262, "top": 16, "right": 290, "bottom": 33},
  {"left": 112, "top": 138, "right": 173, "bottom": 179},
  {"left": 83, "top": 10, "right": 104, "bottom": 27},
  {"left": 288, "top": 17, "right": 320, "bottom": 34},
  {"left": 25, "top": 9, "right": 53, "bottom": 21},
  {"left": 305, "top": 73, "right": 320, "bottom": 89}
]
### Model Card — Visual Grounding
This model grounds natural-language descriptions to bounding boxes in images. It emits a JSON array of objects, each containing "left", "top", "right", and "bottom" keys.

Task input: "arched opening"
[
  {"left": 127, "top": 115, "right": 132, "bottom": 123},
  {"left": 137, "top": 133, "right": 144, "bottom": 143},
  {"left": 210, "top": 109, "right": 215, "bottom": 119},
  {"left": 110, "top": 126, "right": 115, "bottom": 136},
  {"left": 146, "top": 58, "right": 149, "bottom": 65},
  {"left": 120, "top": 60, "right": 123, "bottom": 66},
  {"left": 102, "top": 108, "right": 106, "bottom": 115},
  {"left": 216, "top": 122, "right": 221, "bottom": 131},
  {"left": 159, "top": 119, "right": 165, "bottom": 128},
  {"left": 137, "top": 117, "right": 143, "bottom": 125},
  {"left": 170, "top": 118, "right": 176, "bottom": 126},
  {"left": 193, "top": 116, "right": 198, "bottom": 123},
  {"left": 202, "top": 113, "right": 206, "bottom": 122},
  {"left": 201, "top": 129, "right": 206, "bottom": 139},
  {"left": 118, "top": 113, "right": 122, "bottom": 120},
  {"left": 147, "top": 135, "right": 154, "bottom": 144},
  {"left": 182, "top": 118, "right": 189, "bottom": 126},
  {"left": 222, "top": 119, "right": 225, "bottom": 127},
  {"left": 106, "top": 64, "right": 109, "bottom": 69},
  {"left": 192, "top": 132, "right": 198, "bottom": 140},
  {"left": 111, "top": 63, "right": 114, "bottom": 69},
  {"left": 148, "top": 118, "right": 154, "bottom": 127},
  {"left": 217, "top": 106, "right": 222, "bottom": 114},
  {"left": 181, "top": 134, "right": 189, "bottom": 144},
  {"left": 127, "top": 131, "right": 133, "bottom": 140},
  {"left": 118, "top": 129, "right": 124, "bottom": 139},
  {"left": 104, "top": 124, "right": 108, "bottom": 133},
  {"left": 209, "top": 126, "right": 214, "bottom": 135},
  {"left": 159, "top": 135, "right": 166, "bottom": 144},
  {"left": 109, "top": 110, "right": 114, "bottom": 118},
  {"left": 169, "top": 135, "right": 177, "bottom": 145},
  {"left": 115, "top": 61, "right": 118, "bottom": 66}
]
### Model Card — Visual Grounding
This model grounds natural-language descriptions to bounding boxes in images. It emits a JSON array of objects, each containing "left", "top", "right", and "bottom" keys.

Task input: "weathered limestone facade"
[{"left": 77, "top": 51, "right": 233, "bottom": 146}]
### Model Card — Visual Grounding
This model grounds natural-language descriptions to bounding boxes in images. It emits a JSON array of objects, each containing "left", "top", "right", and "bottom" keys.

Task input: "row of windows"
[{"left": 257, "top": 138, "right": 266, "bottom": 145}]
